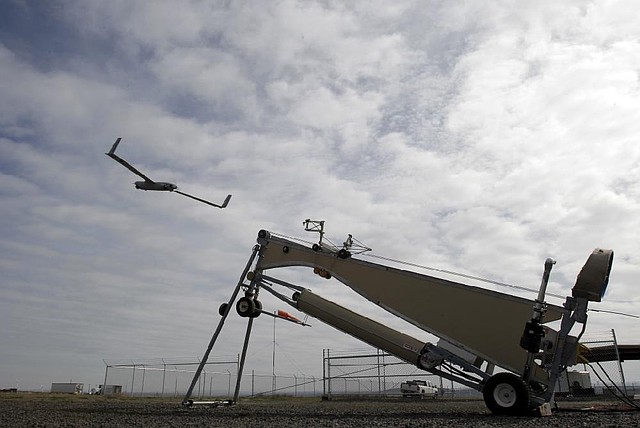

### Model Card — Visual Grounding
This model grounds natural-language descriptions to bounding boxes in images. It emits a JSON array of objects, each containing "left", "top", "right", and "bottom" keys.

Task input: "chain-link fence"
[
  {"left": 102, "top": 357, "right": 240, "bottom": 397},
  {"left": 102, "top": 357, "right": 321, "bottom": 398},
  {"left": 322, "top": 348, "right": 480, "bottom": 399},
  {"left": 322, "top": 330, "right": 637, "bottom": 400},
  {"left": 245, "top": 371, "right": 319, "bottom": 397},
  {"left": 578, "top": 329, "right": 637, "bottom": 398},
  {"left": 103, "top": 331, "right": 635, "bottom": 400}
]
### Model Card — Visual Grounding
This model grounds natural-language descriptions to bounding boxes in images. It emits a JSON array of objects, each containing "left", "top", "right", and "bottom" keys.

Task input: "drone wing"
[
  {"left": 106, "top": 138, "right": 155, "bottom": 183},
  {"left": 174, "top": 191, "right": 232, "bottom": 209}
]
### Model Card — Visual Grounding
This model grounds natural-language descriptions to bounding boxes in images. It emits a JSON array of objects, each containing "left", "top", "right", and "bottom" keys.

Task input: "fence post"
[
  {"left": 174, "top": 368, "right": 178, "bottom": 397},
  {"left": 102, "top": 361, "right": 109, "bottom": 396},
  {"left": 382, "top": 351, "right": 387, "bottom": 395},
  {"left": 161, "top": 360, "right": 167, "bottom": 397},
  {"left": 323, "top": 349, "right": 330, "bottom": 398},
  {"left": 130, "top": 364, "right": 136, "bottom": 396},
  {"left": 141, "top": 366, "right": 146, "bottom": 397},
  {"left": 611, "top": 329, "right": 628, "bottom": 395},
  {"left": 376, "top": 349, "right": 382, "bottom": 395}
]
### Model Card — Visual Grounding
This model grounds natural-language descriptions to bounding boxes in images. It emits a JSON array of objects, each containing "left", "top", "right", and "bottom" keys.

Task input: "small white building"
[
  {"left": 98, "top": 384, "right": 123, "bottom": 395},
  {"left": 555, "top": 370, "right": 593, "bottom": 394},
  {"left": 51, "top": 383, "right": 84, "bottom": 394}
]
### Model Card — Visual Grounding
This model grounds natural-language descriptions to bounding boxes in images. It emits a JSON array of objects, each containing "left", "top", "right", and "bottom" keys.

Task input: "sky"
[{"left": 1, "top": 0, "right": 640, "bottom": 393}]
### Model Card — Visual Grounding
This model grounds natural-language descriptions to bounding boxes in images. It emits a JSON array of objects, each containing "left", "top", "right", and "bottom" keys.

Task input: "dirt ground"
[{"left": 1, "top": 394, "right": 639, "bottom": 427}]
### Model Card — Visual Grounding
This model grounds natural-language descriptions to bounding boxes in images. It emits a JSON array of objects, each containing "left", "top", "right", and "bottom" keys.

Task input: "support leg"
[
  {"left": 233, "top": 315, "right": 255, "bottom": 402},
  {"left": 182, "top": 245, "right": 260, "bottom": 406}
]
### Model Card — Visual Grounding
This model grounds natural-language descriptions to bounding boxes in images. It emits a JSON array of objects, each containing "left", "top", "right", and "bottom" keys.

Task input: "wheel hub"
[{"left": 493, "top": 382, "right": 517, "bottom": 407}]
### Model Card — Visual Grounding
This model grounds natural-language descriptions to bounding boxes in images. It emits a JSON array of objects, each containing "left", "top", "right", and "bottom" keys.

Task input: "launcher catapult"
[{"left": 182, "top": 220, "right": 614, "bottom": 416}]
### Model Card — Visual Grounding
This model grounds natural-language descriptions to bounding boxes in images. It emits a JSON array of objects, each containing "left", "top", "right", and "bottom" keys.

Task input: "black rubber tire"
[
  {"left": 337, "top": 249, "right": 350, "bottom": 259},
  {"left": 250, "top": 299, "right": 262, "bottom": 318},
  {"left": 218, "top": 303, "right": 229, "bottom": 316},
  {"left": 483, "top": 372, "right": 531, "bottom": 416},
  {"left": 236, "top": 297, "right": 256, "bottom": 317}
]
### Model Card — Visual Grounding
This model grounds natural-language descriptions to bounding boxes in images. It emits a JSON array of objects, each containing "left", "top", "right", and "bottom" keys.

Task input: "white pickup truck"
[{"left": 400, "top": 380, "right": 439, "bottom": 399}]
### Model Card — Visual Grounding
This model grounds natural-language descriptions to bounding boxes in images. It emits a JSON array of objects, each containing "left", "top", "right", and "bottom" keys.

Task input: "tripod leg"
[
  {"left": 182, "top": 245, "right": 260, "bottom": 406},
  {"left": 233, "top": 315, "right": 255, "bottom": 402}
]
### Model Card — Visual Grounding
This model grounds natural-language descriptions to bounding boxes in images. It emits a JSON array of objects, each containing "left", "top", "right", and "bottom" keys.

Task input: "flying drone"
[{"left": 106, "top": 138, "right": 231, "bottom": 208}]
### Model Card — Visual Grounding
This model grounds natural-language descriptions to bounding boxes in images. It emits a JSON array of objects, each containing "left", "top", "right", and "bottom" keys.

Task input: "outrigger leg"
[{"left": 181, "top": 245, "right": 261, "bottom": 407}]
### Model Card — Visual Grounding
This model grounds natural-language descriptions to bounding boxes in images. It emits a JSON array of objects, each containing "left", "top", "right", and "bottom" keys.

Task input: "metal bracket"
[{"left": 418, "top": 343, "right": 492, "bottom": 390}]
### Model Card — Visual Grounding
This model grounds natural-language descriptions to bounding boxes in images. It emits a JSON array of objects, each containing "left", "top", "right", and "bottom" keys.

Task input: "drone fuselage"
[
  {"left": 135, "top": 181, "right": 177, "bottom": 191},
  {"left": 108, "top": 137, "right": 230, "bottom": 207}
]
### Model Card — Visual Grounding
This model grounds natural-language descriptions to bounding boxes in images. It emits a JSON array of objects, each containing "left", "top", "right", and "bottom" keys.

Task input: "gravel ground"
[{"left": 1, "top": 394, "right": 639, "bottom": 427}]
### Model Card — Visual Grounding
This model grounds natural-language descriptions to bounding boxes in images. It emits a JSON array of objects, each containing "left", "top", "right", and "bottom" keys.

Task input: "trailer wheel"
[
  {"left": 236, "top": 297, "right": 256, "bottom": 317},
  {"left": 483, "top": 373, "right": 531, "bottom": 416},
  {"left": 218, "top": 303, "right": 229, "bottom": 316},
  {"left": 250, "top": 299, "right": 262, "bottom": 318}
]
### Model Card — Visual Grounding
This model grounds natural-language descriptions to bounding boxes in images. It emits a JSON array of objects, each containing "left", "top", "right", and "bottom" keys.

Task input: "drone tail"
[
  {"left": 220, "top": 194, "right": 232, "bottom": 208},
  {"left": 106, "top": 137, "right": 122, "bottom": 156}
]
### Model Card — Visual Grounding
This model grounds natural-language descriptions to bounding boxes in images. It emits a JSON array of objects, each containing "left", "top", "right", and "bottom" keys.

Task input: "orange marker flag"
[{"left": 277, "top": 309, "right": 302, "bottom": 323}]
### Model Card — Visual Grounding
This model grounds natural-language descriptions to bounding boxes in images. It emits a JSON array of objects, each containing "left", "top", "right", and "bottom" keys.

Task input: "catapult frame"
[{"left": 183, "top": 228, "right": 613, "bottom": 416}]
